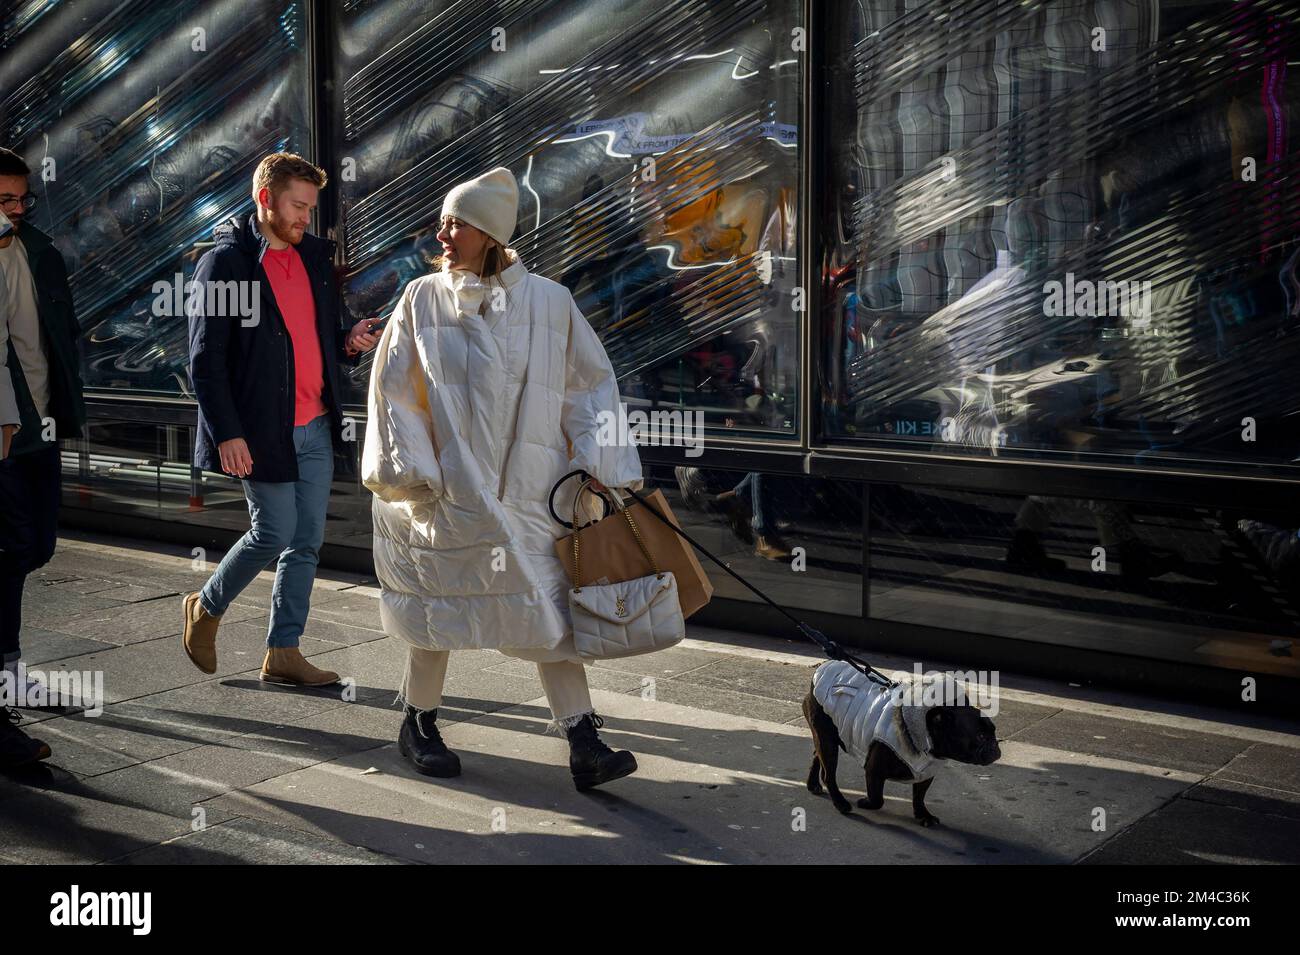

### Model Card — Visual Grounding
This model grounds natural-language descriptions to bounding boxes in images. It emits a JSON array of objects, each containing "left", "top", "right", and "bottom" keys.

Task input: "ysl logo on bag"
[{"left": 615, "top": 594, "right": 627, "bottom": 618}]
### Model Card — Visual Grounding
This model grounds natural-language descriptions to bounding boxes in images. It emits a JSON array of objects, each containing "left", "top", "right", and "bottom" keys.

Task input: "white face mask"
[{"left": 0, "top": 210, "right": 11, "bottom": 239}]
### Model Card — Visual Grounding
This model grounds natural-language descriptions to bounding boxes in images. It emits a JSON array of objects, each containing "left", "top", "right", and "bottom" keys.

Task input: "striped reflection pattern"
[
  {"left": 0, "top": 0, "right": 311, "bottom": 397},
  {"left": 334, "top": 0, "right": 802, "bottom": 433},
  {"left": 828, "top": 0, "right": 1298, "bottom": 467}
]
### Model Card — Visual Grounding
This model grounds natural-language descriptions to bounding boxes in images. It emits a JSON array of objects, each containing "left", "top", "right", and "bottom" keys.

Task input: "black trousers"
[{"left": 0, "top": 445, "right": 62, "bottom": 657}]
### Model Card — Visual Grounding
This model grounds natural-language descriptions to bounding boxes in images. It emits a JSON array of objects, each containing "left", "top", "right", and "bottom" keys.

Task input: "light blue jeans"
[
  {"left": 731, "top": 471, "right": 773, "bottom": 536},
  {"left": 199, "top": 413, "right": 335, "bottom": 647}
]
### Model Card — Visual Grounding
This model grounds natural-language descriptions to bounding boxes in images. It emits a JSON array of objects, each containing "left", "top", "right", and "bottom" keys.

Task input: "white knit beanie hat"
[{"left": 441, "top": 166, "right": 519, "bottom": 246}]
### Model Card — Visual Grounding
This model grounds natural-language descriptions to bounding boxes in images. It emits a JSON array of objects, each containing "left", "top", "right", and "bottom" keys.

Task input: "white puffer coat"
[{"left": 362, "top": 253, "right": 644, "bottom": 661}]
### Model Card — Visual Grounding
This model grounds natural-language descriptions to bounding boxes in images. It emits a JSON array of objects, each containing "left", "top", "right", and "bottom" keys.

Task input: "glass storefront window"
[
  {"left": 669, "top": 464, "right": 863, "bottom": 615},
  {"left": 868, "top": 479, "right": 1300, "bottom": 678},
  {"left": 820, "top": 0, "right": 1299, "bottom": 474},
  {"left": 0, "top": 0, "right": 313, "bottom": 398},
  {"left": 332, "top": 0, "right": 804, "bottom": 438}
]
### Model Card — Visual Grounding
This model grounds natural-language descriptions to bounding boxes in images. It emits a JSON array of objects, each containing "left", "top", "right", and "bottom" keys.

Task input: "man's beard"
[{"left": 266, "top": 211, "right": 303, "bottom": 246}]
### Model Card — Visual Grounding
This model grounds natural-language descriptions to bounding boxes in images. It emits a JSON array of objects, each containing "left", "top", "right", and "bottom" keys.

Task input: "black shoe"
[
  {"left": 565, "top": 713, "right": 638, "bottom": 791},
  {"left": 0, "top": 706, "right": 51, "bottom": 770},
  {"left": 1005, "top": 529, "right": 1066, "bottom": 573},
  {"left": 398, "top": 707, "right": 461, "bottom": 777}
]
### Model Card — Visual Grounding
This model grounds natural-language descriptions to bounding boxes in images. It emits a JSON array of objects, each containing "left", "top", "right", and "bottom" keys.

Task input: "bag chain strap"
[{"left": 571, "top": 478, "right": 663, "bottom": 593}]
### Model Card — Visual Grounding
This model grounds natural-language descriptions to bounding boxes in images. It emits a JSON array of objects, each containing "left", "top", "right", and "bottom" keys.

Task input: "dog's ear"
[{"left": 899, "top": 704, "right": 932, "bottom": 754}]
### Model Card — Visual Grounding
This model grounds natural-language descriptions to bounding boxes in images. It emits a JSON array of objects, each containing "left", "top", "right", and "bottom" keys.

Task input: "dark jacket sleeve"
[{"left": 188, "top": 249, "right": 244, "bottom": 443}]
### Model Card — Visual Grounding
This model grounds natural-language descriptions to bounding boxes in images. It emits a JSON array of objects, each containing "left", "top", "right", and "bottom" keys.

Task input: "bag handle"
[
  {"left": 570, "top": 477, "right": 662, "bottom": 593},
  {"left": 549, "top": 468, "right": 612, "bottom": 529}
]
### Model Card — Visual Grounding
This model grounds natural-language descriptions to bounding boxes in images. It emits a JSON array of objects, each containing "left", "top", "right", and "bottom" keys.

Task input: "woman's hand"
[{"left": 588, "top": 478, "right": 610, "bottom": 493}]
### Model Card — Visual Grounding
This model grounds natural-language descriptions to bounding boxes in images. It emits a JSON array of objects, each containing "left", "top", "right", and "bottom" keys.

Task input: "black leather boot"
[
  {"left": 398, "top": 706, "right": 461, "bottom": 777},
  {"left": 565, "top": 713, "right": 637, "bottom": 791}
]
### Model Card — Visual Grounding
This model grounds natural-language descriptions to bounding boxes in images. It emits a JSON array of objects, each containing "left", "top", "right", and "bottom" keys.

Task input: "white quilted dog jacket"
[{"left": 811, "top": 660, "right": 938, "bottom": 781}]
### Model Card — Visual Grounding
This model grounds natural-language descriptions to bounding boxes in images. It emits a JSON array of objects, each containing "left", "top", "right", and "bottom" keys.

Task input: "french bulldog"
[{"left": 802, "top": 660, "right": 1001, "bottom": 827}]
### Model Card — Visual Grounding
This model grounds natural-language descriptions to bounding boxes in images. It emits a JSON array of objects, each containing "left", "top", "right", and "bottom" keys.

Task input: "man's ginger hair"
[{"left": 251, "top": 152, "right": 327, "bottom": 204}]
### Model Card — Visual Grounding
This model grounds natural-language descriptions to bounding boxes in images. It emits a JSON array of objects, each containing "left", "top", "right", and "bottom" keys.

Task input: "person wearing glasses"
[{"left": 0, "top": 146, "right": 86, "bottom": 748}]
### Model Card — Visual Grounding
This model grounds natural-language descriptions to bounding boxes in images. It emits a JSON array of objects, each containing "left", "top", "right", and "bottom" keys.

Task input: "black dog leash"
[{"left": 551, "top": 469, "right": 898, "bottom": 689}]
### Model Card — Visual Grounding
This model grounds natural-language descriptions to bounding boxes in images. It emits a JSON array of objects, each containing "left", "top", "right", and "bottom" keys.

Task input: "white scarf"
[{"left": 444, "top": 250, "right": 521, "bottom": 319}]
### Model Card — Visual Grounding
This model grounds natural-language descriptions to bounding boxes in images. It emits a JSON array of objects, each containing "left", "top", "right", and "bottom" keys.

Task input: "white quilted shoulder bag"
[{"left": 567, "top": 480, "right": 686, "bottom": 659}]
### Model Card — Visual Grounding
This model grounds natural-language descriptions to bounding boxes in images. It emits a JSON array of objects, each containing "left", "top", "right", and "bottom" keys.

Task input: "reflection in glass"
[
  {"left": 822, "top": 0, "right": 1299, "bottom": 472},
  {"left": 671, "top": 466, "right": 862, "bottom": 615},
  {"left": 0, "top": 0, "right": 312, "bottom": 398},
  {"left": 869, "top": 481, "right": 1300, "bottom": 676},
  {"left": 333, "top": 0, "right": 803, "bottom": 435}
]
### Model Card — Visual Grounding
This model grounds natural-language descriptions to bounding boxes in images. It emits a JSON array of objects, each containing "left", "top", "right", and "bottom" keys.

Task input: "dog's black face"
[{"left": 925, "top": 705, "right": 1001, "bottom": 766}]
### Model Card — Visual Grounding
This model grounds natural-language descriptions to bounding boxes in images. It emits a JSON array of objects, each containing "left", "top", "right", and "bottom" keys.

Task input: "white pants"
[{"left": 400, "top": 645, "right": 594, "bottom": 731}]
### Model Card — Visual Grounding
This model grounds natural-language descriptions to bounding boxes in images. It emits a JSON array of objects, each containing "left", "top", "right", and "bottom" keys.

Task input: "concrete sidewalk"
[{"left": 2, "top": 531, "right": 1299, "bottom": 864}]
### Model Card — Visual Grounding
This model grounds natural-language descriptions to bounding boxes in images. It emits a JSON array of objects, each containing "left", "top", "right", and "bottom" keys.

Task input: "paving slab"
[
  {"left": 41, "top": 626, "right": 336, "bottom": 706},
  {"left": 670, "top": 654, "right": 820, "bottom": 702},
  {"left": 979, "top": 698, "right": 1060, "bottom": 739},
  {"left": 14, "top": 628, "right": 117, "bottom": 666},
  {"left": 223, "top": 704, "right": 397, "bottom": 766},
  {"left": 1182, "top": 777, "right": 1300, "bottom": 822},
  {"left": 0, "top": 788, "right": 197, "bottom": 864},
  {"left": 1177, "top": 742, "right": 1300, "bottom": 822},
  {"left": 483, "top": 658, "right": 650, "bottom": 696},
  {"left": 1007, "top": 709, "right": 1250, "bottom": 776},
  {"left": 41, "top": 575, "right": 178, "bottom": 603},
  {"left": 37, "top": 593, "right": 263, "bottom": 646},
  {"left": 2, "top": 755, "right": 241, "bottom": 828},
  {"left": 610, "top": 676, "right": 803, "bottom": 724},
  {"left": 17, "top": 710, "right": 209, "bottom": 778},
  {"left": 17, "top": 588, "right": 126, "bottom": 629},
  {"left": 1080, "top": 796, "right": 1300, "bottom": 865},
  {"left": 122, "top": 673, "right": 352, "bottom": 729},
  {"left": 235, "top": 610, "right": 387, "bottom": 648},
  {"left": 586, "top": 644, "right": 739, "bottom": 682},
  {"left": 1214, "top": 741, "right": 1300, "bottom": 792},
  {"left": 285, "top": 697, "right": 405, "bottom": 744},
  {"left": 111, "top": 816, "right": 410, "bottom": 865}
]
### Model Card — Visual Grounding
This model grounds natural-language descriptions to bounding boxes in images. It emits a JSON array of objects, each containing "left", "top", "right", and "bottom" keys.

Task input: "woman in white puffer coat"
[{"left": 361, "top": 167, "right": 645, "bottom": 791}]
